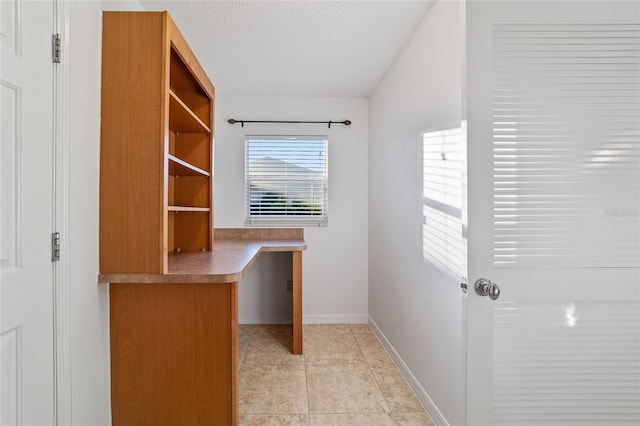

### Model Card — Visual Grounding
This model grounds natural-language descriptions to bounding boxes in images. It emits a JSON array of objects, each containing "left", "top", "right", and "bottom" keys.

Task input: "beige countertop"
[{"left": 98, "top": 228, "right": 306, "bottom": 284}]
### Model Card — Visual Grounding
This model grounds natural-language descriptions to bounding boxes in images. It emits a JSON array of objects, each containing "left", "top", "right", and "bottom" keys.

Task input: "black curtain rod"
[{"left": 227, "top": 119, "right": 351, "bottom": 128}]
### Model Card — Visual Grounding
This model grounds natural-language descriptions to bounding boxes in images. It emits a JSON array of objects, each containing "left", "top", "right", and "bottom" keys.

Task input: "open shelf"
[
  {"left": 168, "top": 154, "right": 210, "bottom": 177},
  {"left": 169, "top": 90, "right": 211, "bottom": 134},
  {"left": 168, "top": 206, "right": 210, "bottom": 212},
  {"left": 170, "top": 47, "right": 212, "bottom": 127}
]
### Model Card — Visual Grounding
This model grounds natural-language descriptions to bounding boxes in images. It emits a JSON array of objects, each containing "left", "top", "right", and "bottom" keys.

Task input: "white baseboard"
[
  {"left": 303, "top": 314, "right": 368, "bottom": 324},
  {"left": 239, "top": 315, "right": 292, "bottom": 324},
  {"left": 368, "top": 316, "right": 449, "bottom": 426},
  {"left": 239, "top": 314, "right": 369, "bottom": 325}
]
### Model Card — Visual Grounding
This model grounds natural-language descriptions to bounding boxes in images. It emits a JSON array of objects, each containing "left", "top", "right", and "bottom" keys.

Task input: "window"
[
  {"left": 422, "top": 126, "right": 467, "bottom": 278},
  {"left": 245, "top": 135, "right": 328, "bottom": 226}
]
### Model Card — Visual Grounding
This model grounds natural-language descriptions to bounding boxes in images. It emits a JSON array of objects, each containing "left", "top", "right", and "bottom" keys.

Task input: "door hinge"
[
  {"left": 52, "top": 232, "right": 61, "bottom": 262},
  {"left": 53, "top": 33, "right": 62, "bottom": 64}
]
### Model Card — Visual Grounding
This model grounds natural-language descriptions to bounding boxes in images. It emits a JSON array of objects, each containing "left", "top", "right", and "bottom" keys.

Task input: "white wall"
[
  {"left": 67, "top": 1, "right": 143, "bottom": 424},
  {"left": 214, "top": 96, "right": 369, "bottom": 323},
  {"left": 67, "top": 2, "right": 110, "bottom": 423},
  {"left": 368, "top": 2, "right": 465, "bottom": 425}
]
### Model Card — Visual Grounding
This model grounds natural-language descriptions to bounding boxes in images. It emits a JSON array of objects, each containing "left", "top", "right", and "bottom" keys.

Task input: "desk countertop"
[{"left": 98, "top": 228, "right": 306, "bottom": 284}]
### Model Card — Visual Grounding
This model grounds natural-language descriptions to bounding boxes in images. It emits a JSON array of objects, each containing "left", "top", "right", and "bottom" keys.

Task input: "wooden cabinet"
[
  {"left": 98, "top": 12, "right": 306, "bottom": 426},
  {"left": 100, "top": 11, "right": 214, "bottom": 274}
]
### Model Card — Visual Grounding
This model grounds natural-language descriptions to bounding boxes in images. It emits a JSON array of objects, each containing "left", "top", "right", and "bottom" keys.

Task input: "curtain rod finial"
[
  {"left": 344, "top": 120, "right": 352, "bottom": 126},
  {"left": 227, "top": 119, "right": 237, "bottom": 124}
]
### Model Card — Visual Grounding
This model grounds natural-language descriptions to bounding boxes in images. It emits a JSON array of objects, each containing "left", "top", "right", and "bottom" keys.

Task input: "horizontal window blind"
[
  {"left": 245, "top": 136, "right": 328, "bottom": 226},
  {"left": 492, "top": 22, "right": 640, "bottom": 268},
  {"left": 422, "top": 127, "right": 466, "bottom": 277}
]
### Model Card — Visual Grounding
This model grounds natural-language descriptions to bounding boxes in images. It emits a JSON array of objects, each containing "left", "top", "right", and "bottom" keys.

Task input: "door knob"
[{"left": 474, "top": 278, "right": 501, "bottom": 300}]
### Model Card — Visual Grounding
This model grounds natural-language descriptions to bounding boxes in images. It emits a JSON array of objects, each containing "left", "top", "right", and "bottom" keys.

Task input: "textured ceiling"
[{"left": 140, "top": 1, "right": 435, "bottom": 96}]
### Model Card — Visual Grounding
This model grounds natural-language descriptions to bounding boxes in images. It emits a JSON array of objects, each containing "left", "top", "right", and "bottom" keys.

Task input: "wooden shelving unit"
[
  {"left": 98, "top": 12, "right": 306, "bottom": 426},
  {"left": 99, "top": 11, "right": 215, "bottom": 274},
  {"left": 99, "top": 11, "right": 231, "bottom": 426}
]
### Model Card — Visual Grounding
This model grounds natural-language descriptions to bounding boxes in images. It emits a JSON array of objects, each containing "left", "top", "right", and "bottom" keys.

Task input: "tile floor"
[{"left": 239, "top": 323, "right": 435, "bottom": 426}]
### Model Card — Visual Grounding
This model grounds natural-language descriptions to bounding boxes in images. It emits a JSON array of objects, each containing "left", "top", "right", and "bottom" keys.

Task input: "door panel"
[
  {"left": 1, "top": 80, "right": 20, "bottom": 273},
  {"left": 492, "top": 300, "right": 640, "bottom": 424},
  {"left": 466, "top": 2, "right": 640, "bottom": 425},
  {"left": 1, "top": 0, "right": 55, "bottom": 424}
]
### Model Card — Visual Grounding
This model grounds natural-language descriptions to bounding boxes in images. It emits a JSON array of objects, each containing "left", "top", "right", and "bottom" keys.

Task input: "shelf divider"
[{"left": 168, "top": 154, "right": 210, "bottom": 177}]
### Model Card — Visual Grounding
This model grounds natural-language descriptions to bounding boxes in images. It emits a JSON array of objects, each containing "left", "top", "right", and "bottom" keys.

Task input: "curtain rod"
[{"left": 227, "top": 119, "right": 351, "bottom": 128}]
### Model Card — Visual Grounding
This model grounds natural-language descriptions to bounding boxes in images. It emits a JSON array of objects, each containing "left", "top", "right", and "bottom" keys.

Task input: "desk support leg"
[{"left": 292, "top": 251, "right": 303, "bottom": 354}]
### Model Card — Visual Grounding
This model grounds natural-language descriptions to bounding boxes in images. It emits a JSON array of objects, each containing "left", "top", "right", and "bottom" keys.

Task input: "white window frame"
[{"left": 245, "top": 135, "right": 328, "bottom": 227}]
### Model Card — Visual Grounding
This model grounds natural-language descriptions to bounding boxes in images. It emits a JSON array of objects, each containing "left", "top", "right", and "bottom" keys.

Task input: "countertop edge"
[{"left": 98, "top": 238, "right": 306, "bottom": 284}]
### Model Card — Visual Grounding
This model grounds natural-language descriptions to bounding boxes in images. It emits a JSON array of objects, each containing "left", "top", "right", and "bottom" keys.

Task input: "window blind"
[
  {"left": 245, "top": 136, "right": 328, "bottom": 226},
  {"left": 492, "top": 22, "right": 640, "bottom": 268}
]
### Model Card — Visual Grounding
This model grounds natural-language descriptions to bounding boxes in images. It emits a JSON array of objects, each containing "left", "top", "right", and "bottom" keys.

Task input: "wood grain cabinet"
[
  {"left": 100, "top": 12, "right": 306, "bottom": 426},
  {"left": 100, "top": 11, "right": 214, "bottom": 274}
]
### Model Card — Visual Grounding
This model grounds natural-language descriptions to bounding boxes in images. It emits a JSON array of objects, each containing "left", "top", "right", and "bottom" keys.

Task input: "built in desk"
[{"left": 98, "top": 228, "right": 306, "bottom": 425}]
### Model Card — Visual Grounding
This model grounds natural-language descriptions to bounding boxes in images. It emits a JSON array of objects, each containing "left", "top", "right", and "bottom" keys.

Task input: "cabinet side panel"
[
  {"left": 210, "top": 98, "right": 215, "bottom": 250},
  {"left": 110, "top": 283, "right": 234, "bottom": 425},
  {"left": 100, "top": 12, "right": 165, "bottom": 273}
]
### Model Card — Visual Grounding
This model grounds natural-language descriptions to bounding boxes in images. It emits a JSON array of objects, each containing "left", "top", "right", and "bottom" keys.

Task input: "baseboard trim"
[
  {"left": 239, "top": 315, "right": 292, "bottom": 324},
  {"left": 303, "top": 314, "right": 368, "bottom": 324},
  {"left": 239, "top": 314, "right": 369, "bottom": 324},
  {"left": 368, "top": 316, "right": 450, "bottom": 426}
]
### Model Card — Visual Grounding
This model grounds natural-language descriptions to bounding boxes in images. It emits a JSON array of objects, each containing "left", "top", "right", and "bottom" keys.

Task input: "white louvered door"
[{"left": 466, "top": 1, "right": 640, "bottom": 425}]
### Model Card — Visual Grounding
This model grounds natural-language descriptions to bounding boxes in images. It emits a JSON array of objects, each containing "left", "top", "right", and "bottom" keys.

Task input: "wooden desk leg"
[{"left": 292, "top": 251, "right": 303, "bottom": 355}]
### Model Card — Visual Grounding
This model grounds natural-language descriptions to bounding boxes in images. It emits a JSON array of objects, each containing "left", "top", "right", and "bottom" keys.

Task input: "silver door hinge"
[
  {"left": 53, "top": 33, "right": 62, "bottom": 64},
  {"left": 52, "top": 232, "right": 61, "bottom": 261}
]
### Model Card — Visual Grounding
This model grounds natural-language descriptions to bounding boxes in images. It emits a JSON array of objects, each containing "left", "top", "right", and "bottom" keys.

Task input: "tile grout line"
[
  {"left": 354, "top": 327, "right": 394, "bottom": 420},
  {"left": 239, "top": 324, "right": 432, "bottom": 424},
  {"left": 361, "top": 324, "right": 436, "bottom": 425}
]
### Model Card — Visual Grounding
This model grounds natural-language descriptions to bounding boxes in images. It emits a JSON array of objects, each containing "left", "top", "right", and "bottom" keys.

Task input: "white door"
[
  {"left": 1, "top": 0, "right": 56, "bottom": 424},
  {"left": 466, "top": 1, "right": 640, "bottom": 425}
]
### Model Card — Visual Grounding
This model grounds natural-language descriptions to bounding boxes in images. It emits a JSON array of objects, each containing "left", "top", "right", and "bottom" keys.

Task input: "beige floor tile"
[
  {"left": 389, "top": 412, "right": 435, "bottom": 426},
  {"left": 349, "top": 323, "right": 374, "bottom": 335},
  {"left": 244, "top": 333, "right": 304, "bottom": 365},
  {"left": 304, "top": 333, "right": 366, "bottom": 364},
  {"left": 240, "top": 324, "right": 259, "bottom": 337},
  {"left": 240, "top": 364, "right": 308, "bottom": 414},
  {"left": 254, "top": 324, "right": 294, "bottom": 338},
  {"left": 310, "top": 413, "right": 395, "bottom": 426},
  {"left": 240, "top": 334, "right": 251, "bottom": 364},
  {"left": 355, "top": 334, "right": 393, "bottom": 364},
  {"left": 306, "top": 364, "right": 390, "bottom": 414},
  {"left": 240, "top": 414, "right": 310, "bottom": 426},
  {"left": 369, "top": 364, "right": 424, "bottom": 413},
  {"left": 303, "top": 324, "right": 352, "bottom": 335}
]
